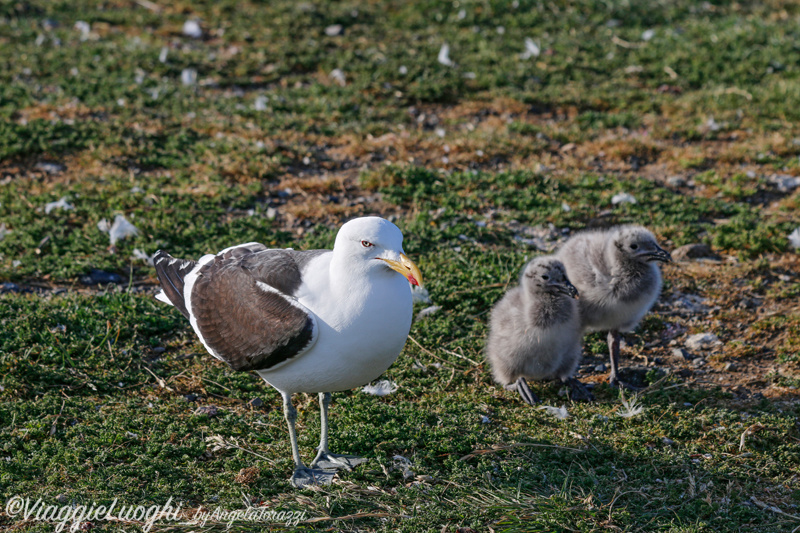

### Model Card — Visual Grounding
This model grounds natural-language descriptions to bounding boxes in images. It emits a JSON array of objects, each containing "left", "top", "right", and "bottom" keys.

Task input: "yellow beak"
[{"left": 379, "top": 253, "right": 423, "bottom": 287}]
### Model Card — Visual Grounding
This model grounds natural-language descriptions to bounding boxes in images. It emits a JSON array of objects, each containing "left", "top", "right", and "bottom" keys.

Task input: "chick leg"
[
  {"left": 505, "top": 377, "right": 540, "bottom": 405},
  {"left": 608, "top": 331, "right": 641, "bottom": 390}
]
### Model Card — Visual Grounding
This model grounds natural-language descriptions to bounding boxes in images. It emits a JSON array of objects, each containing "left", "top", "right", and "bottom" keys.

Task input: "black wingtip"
[{"left": 153, "top": 251, "right": 194, "bottom": 319}]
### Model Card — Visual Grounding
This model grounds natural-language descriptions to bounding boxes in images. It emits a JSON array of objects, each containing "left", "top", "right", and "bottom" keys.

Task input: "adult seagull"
[{"left": 153, "top": 217, "right": 423, "bottom": 487}]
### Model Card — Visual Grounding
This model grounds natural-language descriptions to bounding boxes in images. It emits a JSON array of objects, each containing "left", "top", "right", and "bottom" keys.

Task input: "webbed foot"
[
  {"left": 310, "top": 450, "right": 367, "bottom": 471},
  {"left": 290, "top": 466, "right": 336, "bottom": 488}
]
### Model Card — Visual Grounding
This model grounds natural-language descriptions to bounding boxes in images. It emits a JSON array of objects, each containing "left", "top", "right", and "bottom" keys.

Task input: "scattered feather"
[
  {"left": 254, "top": 95, "right": 269, "bottom": 111},
  {"left": 182, "top": 19, "right": 203, "bottom": 39},
  {"left": 611, "top": 192, "right": 637, "bottom": 205},
  {"left": 415, "top": 305, "right": 441, "bottom": 321},
  {"left": 399, "top": 65, "right": 408, "bottom": 75},
  {"left": 768, "top": 173, "right": 800, "bottom": 192},
  {"left": 561, "top": 202, "right": 571, "bottom": 212},
  {"left": 325, "top": 24, "right": 343, "bottom": 36},
  {"left": 99, "top": 214, "right": 139, "bottom": 245},
  {"left": 132, "top": 249, "right": 156, "bottom": 265},
  {"left": 481, "top": 415, "right": 491, "bottom": 424},
  {"left": 435, "top": 127, "right": 446, "bottom": 138},
  {"left": 362, "top": 380, "right": 398, "bottom": 396},
  {"left": 329, "top": 68, "right": 346, "bottom": 86},
  {"left": 159, "top": 46, "right": 168, "bottom": 63},
  {"left": 520, "top": 38, "right": 541, "bottom": 59},
  {"left": 74, "top": 21, "right": 91, "bottom": 41},
  {"left": 538, "top": 405, "right": 569, "bottom": 420},
  {"left": 618, "top": 392, "right": 644, "bottom": 418},
  {"left": 641, "top": 29, "right": 656, "bottom": 41},
  {"left": 0, "top": 223, "right": 10, "bottom": 241},
  {"left": 411, "top": 285, "right": 432, "bottom": 304},
  {"left": 457, "top": 9, "right": 467, "bottom": 19},
  {"left": 35, "top": 161, "right": 66, "bottom": 174},
  {"left": 685, "top": 332, "right": 721, "bottom": 351},
  {"left": 438, "top": 43, "right": 455, "bottom": 67},
  {"left": 392, "top": 454, "right": 414, "bottom": 480},
  {"left": 44, "top": 197, "right": 74, "bottom": 214},
  {"left": 789, "top": 227, "right": 800, "bottom": 250},
  {"left": 181, "top": 68, "right": 197, "bottom": 86},
  {"left": 705, "top": 116, "right": 722, "bottom": 131}
]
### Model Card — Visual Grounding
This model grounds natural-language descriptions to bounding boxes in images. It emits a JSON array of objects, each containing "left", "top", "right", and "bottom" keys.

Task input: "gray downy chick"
[
  {"left": 556, "top": 225, "right": 671, "bottom": 388},
  {"left": 485, "top": 256, "right": 592, "bottom": 404}
]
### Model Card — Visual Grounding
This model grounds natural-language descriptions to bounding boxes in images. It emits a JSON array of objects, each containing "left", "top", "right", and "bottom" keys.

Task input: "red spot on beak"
[{"left": 408, "top": 275, "right": 420, "bottom": 287}]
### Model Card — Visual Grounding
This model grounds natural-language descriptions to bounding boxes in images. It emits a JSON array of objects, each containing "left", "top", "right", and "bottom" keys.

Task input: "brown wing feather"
[{"left": 189, "top": 249, "right": 317, "bottom": 371}]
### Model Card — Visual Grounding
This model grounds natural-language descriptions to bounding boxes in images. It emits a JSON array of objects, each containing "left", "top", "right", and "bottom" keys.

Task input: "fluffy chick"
[
  {"left": 556, "top": 225, "right": 671, "bottom": 388},
  {"left": 486, "top": 256, "right": 591, "bottom": 404}
]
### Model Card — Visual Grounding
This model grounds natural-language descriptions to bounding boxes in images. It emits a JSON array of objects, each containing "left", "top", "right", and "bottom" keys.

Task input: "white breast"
[{"left": 258, "top": 255, "right": 412, "bottom": 394}]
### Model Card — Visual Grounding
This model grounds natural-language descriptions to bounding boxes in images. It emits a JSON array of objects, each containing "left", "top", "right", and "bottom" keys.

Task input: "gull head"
[
  {"left": 521, "top": 256, "right": 578, "bottom": 299},
  {"left": 334, "top": 216, "right": 423, "bottom": 286},
  {"left": 614, "top": 226, "right": 672, "bottom": 264}
]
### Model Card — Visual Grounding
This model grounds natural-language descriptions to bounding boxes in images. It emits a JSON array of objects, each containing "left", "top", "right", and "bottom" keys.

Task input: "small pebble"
[
  {"left": 249, "top": 398, "right": 264, "bottom": 408},
  {"left": 79, "top": 269, "right": 124, "bottom": 286},
  {"left": 672, "top": 348, "right": 691, "bottom": 359},
  {"left": 195, "top": 405, "right": 219, "bottom": 417}
]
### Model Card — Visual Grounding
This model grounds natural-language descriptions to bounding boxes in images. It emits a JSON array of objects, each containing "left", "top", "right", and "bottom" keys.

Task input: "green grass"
[{"left": 1, "top": 0, "right": 800, "bottom": 531}]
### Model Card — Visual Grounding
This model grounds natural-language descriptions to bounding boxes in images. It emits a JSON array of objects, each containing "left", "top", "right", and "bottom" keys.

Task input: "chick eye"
[
  {"left": 630, "top": 243, "right": 639, "bottom": 250},
  {"left": 361, "top": 240, "right": 374, "bottom": 248},
  {"left": 542, "top": 275, "right": 550, "bottom": 280}
]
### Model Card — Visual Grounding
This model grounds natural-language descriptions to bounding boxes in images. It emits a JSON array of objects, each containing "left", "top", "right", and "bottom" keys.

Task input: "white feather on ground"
[
  {"left": 789, "top": 227, "right": 800, "bottom": 250},
  {"left": 438, "top": 44, "right": 455, "bottom": 67},
  {"left": 611, "top": 192, "right": 637, "bottom": 205},
  {"left": 99, "top": 214, "right": 138, "bottom": 245},
  {"left": 362, "top": 380, "right": 398, "bottom": 396},
  {"left": 44, "top": 197, "right": 74, "bottom": 214},
  {"left": 538, "top": 405, "right": 569, "bottom": 419},
  {"left": 617, "top": 392, "right": 644, "bottom": 418},
  {"left": 520, "top": 38, "right": 540, "bottom": 59}
]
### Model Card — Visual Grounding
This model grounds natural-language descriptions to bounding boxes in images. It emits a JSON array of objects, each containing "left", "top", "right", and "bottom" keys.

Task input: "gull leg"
[
  {"left": 505, "top": 377, "right": 540, "bottom": 405},
  {"left": 310, "top": 392, "right": 367, "bottom": 471},
  {"left": 608, "top": 331, "right": 641, "bottom": 390},
  {"left": 283, "top": 392, "right": 334, "bottom": 488},
  {"left": 563, "top": 377, "right": 595, "bottom": 402}
]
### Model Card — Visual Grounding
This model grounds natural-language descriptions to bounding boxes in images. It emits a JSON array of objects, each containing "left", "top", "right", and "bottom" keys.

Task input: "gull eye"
[
  {"left": 361, "top": 240, "right": 374, "bottom": 248},
  {"left": 630, "top": 243, "right": 639, "bottom": 250}
]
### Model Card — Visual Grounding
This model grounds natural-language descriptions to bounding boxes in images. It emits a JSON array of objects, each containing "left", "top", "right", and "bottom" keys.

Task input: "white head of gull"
[{"left": 154, "top": 216, "right": 423, "bottom": 487}]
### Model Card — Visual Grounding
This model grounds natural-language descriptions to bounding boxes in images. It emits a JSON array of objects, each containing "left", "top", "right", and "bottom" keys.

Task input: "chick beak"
[
  {"left": 647, "top": 246, "right": 673, "bottom": 263},
  {"left": 379, "top": 253, "right": 423, "bottom": 286},
  {"left": 558, "top": 280, "right": 579, "bottom": 299}
]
